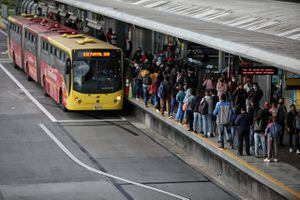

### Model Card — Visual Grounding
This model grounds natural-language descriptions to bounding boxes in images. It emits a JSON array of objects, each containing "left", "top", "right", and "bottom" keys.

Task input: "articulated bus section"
[{"left": 7, "top": 15, "right": 124, "bottom": 111}]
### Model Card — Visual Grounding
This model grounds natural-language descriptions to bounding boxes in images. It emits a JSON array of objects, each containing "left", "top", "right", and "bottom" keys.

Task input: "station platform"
[{"left": 127, "top": 98, "right": 300, "bottom": 200}]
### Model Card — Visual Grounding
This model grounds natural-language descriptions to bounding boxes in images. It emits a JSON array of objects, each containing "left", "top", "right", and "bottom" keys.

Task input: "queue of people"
[{"left": 128, "top": 46, "right": 300, "bottom": 163}]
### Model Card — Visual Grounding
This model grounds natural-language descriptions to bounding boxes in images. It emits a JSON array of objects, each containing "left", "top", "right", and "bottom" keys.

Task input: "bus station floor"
[{"left": 129, "top": 98, "right": 300, "bottom": 199}]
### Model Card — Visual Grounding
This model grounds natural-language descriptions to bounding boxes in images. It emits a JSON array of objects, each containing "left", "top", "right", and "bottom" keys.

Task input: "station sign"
[
  {"left": 238, "top": 67, "right": 278, "bottom": 75},
  {"left": 238, "top": 60, "right": 278, "bottom": 75}
]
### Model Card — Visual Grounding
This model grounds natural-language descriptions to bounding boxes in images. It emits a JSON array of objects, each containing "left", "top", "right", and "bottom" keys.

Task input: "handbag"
[{"left": 182, "top": 103, "right": 188, "bottom": 111}]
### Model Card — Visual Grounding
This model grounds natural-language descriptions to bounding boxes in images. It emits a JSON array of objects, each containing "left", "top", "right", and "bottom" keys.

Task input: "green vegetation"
[{"left": 0, "top": 0, "right": 16, "bottom": 8}]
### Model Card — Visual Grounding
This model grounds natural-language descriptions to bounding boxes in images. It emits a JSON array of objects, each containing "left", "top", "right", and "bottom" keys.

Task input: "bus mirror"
[{"left": 65, "top": 59, "right": 71, "bottom": 75}]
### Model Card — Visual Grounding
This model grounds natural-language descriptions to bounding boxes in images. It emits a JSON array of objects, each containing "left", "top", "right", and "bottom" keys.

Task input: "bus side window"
[{"left": 49, "top": 45, "right": 53, "bottom": 54}]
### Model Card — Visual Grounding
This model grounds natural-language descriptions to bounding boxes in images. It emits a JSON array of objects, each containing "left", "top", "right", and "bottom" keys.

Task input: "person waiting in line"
[
  {"left": 201, "top": 91, "right": 214, "bottom": 137},
  {"left": 216, "top": 77, "right": 227, "bottom": 98},
  {"left": 124, "top": 36, "right": 133, "bottom": 59},
  {"left": 269, "top": 102, "right": 277, "bottom": 117},
  {"left": 287, "top": 105, "right": 298, "bottom": 153},
  {"left": 213, "top": 94, "right": 234, "bottom": 149},
  {"left": 202, "top": 75, "right": 214, "bottom": 91},
  {"left": 235, "top": 106, "right": 252, "bottom": 156},
  {"left": 169, "top": 82, "right": 179, "bottom": 119},
  {"left": 264, "top": 116, "right": 282, "bottom": 162},
  {"left": 142, "top": 70, "right": 151, "bottom": 107},
  {"left": 248, "top": 82, "right": 263, "bottom": 107},
  {"left": 106, "top": 28, "right": 113, "bottom": 44},
  {"left": 192, "top": 91, "right": 203, "bottom": 134},
  {"left": 175, "top": 85, "right": 186, "bottom": 124},
  {"left": 110, "top": 30, "right": 117, "bottom": 45},
  {"left": 132, "top": 47, "right": 142, "bottom": 62},
  {"left": 158, "top": 75, "right": 172, "bottom": 117},
  {"left": 185, "top": 89, "right": 196, "bottom": 131},
  {"left": 232, "top": 83, "right": 248, "bottom": 115},
  {"left": 293, "top": 112, "right": 300, "bottom": 154},
  {"left": 133, "top": 63, "right": 142, "bottom": 100},
  {"left": 276, "top": 98, "right": 287, "bottom": 146},
  {"left": 248, "top": 101, "right": 260, "bottom": 151},
  {"left": 253, "top": 102, "right": 271, "bottom": 158}
]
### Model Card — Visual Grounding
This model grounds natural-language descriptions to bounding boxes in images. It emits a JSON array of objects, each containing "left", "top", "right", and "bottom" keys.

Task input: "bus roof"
[{"left": 47, "top": 34, "right": 120, "bottom": 52}]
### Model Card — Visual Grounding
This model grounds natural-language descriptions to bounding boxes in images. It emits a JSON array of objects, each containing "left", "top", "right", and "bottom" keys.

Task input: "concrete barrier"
[{"left": 127, "top": 99, "right": 296, "bottom": 200}]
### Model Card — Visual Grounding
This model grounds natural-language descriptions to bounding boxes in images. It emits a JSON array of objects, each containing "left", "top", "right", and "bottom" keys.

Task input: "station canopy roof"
[{"left": 55, "top": 0, "right": 300, "bottom": 74}]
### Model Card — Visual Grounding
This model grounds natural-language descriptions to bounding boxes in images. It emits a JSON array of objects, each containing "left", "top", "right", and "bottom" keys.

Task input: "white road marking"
[
  {"left": 0, "top": 29, "right": 8, "bottom": 36},
  {"left": 0, "top": 63, "right": 58, "bottom": 122},
  {"left": 39, "top": 123, "right": 190, "bottom": 200},
  {"left": 57, "top": 119, "right": 126, "bottom": 123},
  {"left": 0, "top": 59, "right": 12, "bottom": 62}
]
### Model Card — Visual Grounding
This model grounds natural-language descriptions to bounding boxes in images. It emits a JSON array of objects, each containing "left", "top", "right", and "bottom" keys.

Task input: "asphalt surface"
[{"left": 0, "top": 31, "right": 236, "bottom": 200}]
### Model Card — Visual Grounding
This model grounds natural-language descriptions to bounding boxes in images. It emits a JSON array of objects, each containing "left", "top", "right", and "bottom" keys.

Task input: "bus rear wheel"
[
  {"left": 12, "top": 54, "right": 18, "bottom": 69},
  {"left": 59, "top": 90, "right": 68, "bottom": 112},
  {"left": 43, "top": 78, "right": 48, "bottom": 97},
  {"left": 26, "top": 66, "right": 32, "bottom": 81}
]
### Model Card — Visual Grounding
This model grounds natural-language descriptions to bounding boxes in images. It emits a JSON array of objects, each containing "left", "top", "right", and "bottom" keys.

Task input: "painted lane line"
[
  {"left": 39, "top": 123, "right": 190, "bottom": 200},
  {"left": 0, "top": 59, "right": 12, "bottom": 63},
  {"left": 57, "top": 119, "right": 126, "bottom": 123},
  {"left": 0, "top": 63, "right": 57, "bottom": 122},
  {"left": 0, "top": 29, "right": 7, "bottom": 37}
]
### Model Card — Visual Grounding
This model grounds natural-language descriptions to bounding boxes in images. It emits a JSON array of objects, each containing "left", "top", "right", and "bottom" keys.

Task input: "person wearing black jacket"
[
  {"left": 192, "top": 92, "right": 202, "bottom": 133},
  {"left": 232, "top": 83, "right": 248, "bottom": 114},
  {"left": 254, "top": 102, "right": 271, "bottom": 158},
  {"left": 248, "top": 102, "right": 261, "bottom": 149},
  {"left": 235, "top": 106, "right": 252, "bottom": 156},
  {"left": 287, "top": 104, "right": 298, "bottom": 153},
  {"left": 248, "top": 83, "right": 263, "bottom": 106}
]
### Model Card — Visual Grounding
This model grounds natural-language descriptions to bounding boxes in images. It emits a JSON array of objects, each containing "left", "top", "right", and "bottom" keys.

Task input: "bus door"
[
  {"left": 21, "top": 24, "right": 26, "bottom": 69},
  {"left": 36, "top": 34, "right": 42, "bottom": 83}
]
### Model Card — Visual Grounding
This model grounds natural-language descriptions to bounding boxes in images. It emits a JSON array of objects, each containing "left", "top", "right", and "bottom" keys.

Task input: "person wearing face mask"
[
  {"left": 216, "top": 77, "right": 228, "bottom": 98},
  {"left": 248, "top": 83, "right": 263, "bottom": 107}
]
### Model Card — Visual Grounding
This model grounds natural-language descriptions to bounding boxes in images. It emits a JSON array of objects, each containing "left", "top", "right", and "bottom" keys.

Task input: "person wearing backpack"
[
  {"left": 253, "top": 102, "right": 271, "bottom": 158},
  {"left": 293, "top": 111, "right": 300, "bottom": 154},
  {"left": 213, "top": 94, "right": 234, "bottom": 149},
  {"left": 200, "top": 91, "right": 212, "bottom": 137},
  {"left": 264, "top": 116, "right": 282, "bottom": 162}
]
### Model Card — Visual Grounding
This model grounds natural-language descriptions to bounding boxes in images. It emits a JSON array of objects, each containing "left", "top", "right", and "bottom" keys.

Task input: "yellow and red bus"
[{"left": 8, "top": 15, "right": 123, "bottom": 111}]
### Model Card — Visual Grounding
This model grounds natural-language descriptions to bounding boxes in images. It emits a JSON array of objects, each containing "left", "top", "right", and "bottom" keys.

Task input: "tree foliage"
[{"left": 0, "top": 0, "right": 16, "bottom": 8}]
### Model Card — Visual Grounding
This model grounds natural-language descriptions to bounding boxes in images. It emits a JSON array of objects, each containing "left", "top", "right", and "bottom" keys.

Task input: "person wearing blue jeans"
[
  {"left": 213, "top": 94, "right": 234, "bottom": 149},
  {"left": 194, "top": 112, "right": 202, "bottom": 133},
  {"left": 253, "top": 102, "right": 271, "bottom": 158},
  {"left": 254, "top": 133, "right": 267, "bottom": 157},
  {"left": 142, "top": 84, "right": 150, "bottom": 107},
  {"left": 201, "top": 92, "right": 213, "bottom": 136},
  {"left": 175, "top": 86, "right": 185, "bottom": 123}
]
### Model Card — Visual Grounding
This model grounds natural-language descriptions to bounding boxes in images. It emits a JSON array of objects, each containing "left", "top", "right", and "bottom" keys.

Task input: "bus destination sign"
[
  {"left": 73, "top": 50, "right": 114, "bottom": 60},
  {"left": 82, "top": 52, "right": 111, "bottom": 57},
  {"left": 238, "top": 67, "right": 278, "bottom": 75}
]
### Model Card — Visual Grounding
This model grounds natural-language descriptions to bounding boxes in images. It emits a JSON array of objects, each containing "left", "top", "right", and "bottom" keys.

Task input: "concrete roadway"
[{"left": 0, "top": 31, "right": 236, "bottom": 200}]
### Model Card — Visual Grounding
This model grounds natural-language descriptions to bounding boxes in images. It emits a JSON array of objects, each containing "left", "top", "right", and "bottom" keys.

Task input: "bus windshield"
[{"left": 73, "top": 55, "right": 122, "bottom": 94}]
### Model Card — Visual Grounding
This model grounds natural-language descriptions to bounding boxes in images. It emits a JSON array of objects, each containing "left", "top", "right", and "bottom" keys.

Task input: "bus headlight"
[
  {"left": 114, "top": 95, "right": 122, "bottom": 103},
  {"left": 116, "top": 96, "right": 122, "bottom": 101}
]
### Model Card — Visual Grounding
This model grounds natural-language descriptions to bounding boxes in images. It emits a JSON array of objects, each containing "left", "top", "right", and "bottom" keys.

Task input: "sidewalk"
[{"left": 129, "top": 98, "right": 300, "bottom": 200}]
